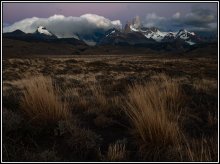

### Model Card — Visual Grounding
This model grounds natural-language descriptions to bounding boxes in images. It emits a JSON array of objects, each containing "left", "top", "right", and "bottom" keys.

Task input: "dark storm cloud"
[
  {"left": 143, "top": 6, "right": 217, "bottom": 32},
  {"left": 176, "top": 6, "right": 216, "bottom": 28},
  {"left": 3, "top": 3, "right": 217, "bottom": 34}
]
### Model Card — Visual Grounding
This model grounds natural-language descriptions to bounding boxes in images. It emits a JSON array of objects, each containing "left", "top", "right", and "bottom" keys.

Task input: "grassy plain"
[{"left": 2, "top": 53, "right": 218, "bottom": 162}]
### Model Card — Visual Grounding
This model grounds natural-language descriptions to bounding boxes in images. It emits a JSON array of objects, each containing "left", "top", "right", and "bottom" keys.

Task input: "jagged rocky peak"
[
  {"left": 124, "top": 21, "right": 132, "bottom": 33},
  {"left": 177, "top": 29, "right": 195, "bottom": 36},
  {"left": 124, "top": 16, "right": 142, "bottom": 33},
  {"left": 132, "top": 16, "right": 141, "bottom": 29}
]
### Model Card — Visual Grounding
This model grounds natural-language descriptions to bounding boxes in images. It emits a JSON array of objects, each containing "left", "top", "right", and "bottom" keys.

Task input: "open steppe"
[{"left": 2, "top": 52, "right": 218, "bottom": 162}]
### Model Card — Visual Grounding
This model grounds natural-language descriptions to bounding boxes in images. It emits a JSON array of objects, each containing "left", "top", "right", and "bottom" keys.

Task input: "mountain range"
[{"left": 3, "top": 16, "right": 217, "bottom": 53}]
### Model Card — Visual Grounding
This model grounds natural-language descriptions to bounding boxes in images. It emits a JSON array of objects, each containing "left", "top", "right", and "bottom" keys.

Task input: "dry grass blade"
[
  {"left": 20, "top": 76, "right": 70, "bottom": 124},
  {"left": 124, "top": 74, "right": 183, "bottom": 147},
  {"left": 106, "top": 140, "right": 126, "bottom": 161}
]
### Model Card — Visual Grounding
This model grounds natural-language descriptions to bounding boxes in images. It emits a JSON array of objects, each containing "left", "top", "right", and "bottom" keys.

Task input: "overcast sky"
[{"left": 3, "top": 2, "right": 218, "bottom": 36}]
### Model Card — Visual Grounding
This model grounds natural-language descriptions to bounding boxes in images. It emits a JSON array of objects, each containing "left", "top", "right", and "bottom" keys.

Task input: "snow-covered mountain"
[
  {"left": 36, "top": 26, "right": 53, "bottom": 36},
  {"left": 3, "top": 27, "right": 86, "bottom": 46},
  {"left": 98, "top": 17, "right": 205, "bottom": 51},
  {"left": 99, "top": 16, "right": 202, "bottom": 47},
  {"left": 141, "top": 27, "right": 172, "bottom": 42},
  {"left": 174, "top": 29, "right": 202, "bottom": 45},
  {"left": 100, "top": 16, "right": 199, "bottom": 46},
  {"left": 34, "top": 26, "right": 57, "bottom": 39},
  {"left": 125, "top": 19, "right": 201, "bottom": 45},
  {"left": 3, "top": 19, "right": 208, "bottom": 51},
  {"left": 99, "top": 27, "right": 155, "bottom": 45}
]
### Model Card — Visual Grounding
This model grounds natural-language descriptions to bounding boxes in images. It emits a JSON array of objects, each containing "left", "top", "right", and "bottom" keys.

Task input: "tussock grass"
[
  {"left": 20, "top": 76, "right": 70, "bottom": 124},
  {"left": 151, "top": 73, "right": 184, "bottom": 113},
  {"left": 124, "top": 74, "right": 183, "bottom": 147}
]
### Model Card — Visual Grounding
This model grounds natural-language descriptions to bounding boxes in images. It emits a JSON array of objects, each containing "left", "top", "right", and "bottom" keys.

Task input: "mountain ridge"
[{"left": 3, "top": 19, "right": 216, "bottom": 52}]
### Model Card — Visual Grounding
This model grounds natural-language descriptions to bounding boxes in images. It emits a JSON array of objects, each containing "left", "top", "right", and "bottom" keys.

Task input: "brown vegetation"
[
  {"left": 123, "top": 75, "right": 184, "bottom": 161},
  {"left": 20, "top": 76, "right": 70, "bottom": 124},
  {"left": 2, "top": 54, "right": 218, "bottom": 162},
  {"left": 124, "top": 75, "right": 182, "bottom": 147}
]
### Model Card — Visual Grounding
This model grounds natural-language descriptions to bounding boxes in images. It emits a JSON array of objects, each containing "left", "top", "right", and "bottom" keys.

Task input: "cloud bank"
[
  {"left": 3, "top": 14, "right": 122, "bottom": 38},
  {"left": 3, "top": 6, "right": 217, "bottom": 40},
  {"left": 142, "top": 6, "right": 217, "bottom": 32}
]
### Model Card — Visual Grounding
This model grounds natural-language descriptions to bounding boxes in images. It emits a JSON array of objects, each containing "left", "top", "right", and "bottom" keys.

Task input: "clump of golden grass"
[
  {"left": 124, "top": 74, "right": 183, "bottom": 147},
  {"left": 106, "top": 140, "right": 127, "bottom": 161},
  {"left": 20, "top": 76, "right": 70, "bottom": 124},
  {"left": 151, "top": 73, "right": 184, "bottom": 114}
]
